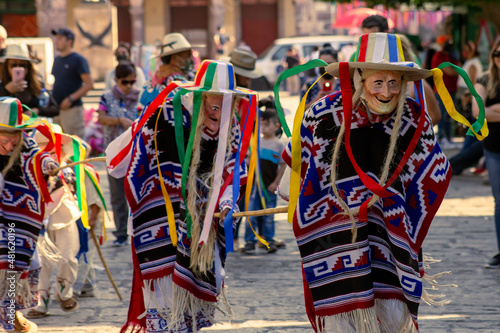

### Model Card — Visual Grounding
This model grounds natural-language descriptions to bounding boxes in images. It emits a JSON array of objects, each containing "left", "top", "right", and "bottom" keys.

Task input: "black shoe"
[
  {"left": 485, "top": 253, "right": 500, "bottom": 268},
  {"left": 266, "top": 241, "right": 278, "bottom": 254},
  {"left": 242, "top": 241, "right": 256, "bottom": 254}
]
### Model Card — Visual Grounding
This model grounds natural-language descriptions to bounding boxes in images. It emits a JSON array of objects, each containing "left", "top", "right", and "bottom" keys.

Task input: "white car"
[{"left": 256, "top": 35, "right": 358, "bottom": 86}]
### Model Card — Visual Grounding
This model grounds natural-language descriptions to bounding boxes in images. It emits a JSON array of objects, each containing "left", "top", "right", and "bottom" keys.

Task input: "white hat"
[
  {"left": 0, "top": 44, "right": 31, "bottom": 62},
  {"left": 159, "top": 33, "right": 192, "bottom": 58},
  {"left": 0, "top": 25, "right": 7, "bottom": 40}
]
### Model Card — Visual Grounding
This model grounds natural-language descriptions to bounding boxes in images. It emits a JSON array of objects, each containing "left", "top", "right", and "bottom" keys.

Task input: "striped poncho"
[
  {"left": 0, "top": 135, "right": 53, "bottom": 318},
  {"left": 282, "top": 91, "right": 451, "bottom": 332},
  {"left": 122, "top": 99, "right": 246, "bottom": 333}
]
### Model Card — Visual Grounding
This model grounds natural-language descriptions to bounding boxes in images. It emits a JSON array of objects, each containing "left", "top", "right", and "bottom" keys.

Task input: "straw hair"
[
  {"left": 188, "top": 93, "right": 237, "bottom": 276},
  {"left": 329, "top": 77, "right": 408, "bottom": 242}
]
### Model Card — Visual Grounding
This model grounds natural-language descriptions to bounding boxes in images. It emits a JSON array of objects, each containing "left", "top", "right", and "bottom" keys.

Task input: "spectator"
[
  {"left": 51, "top": 27, "right": 94, "bottom": 138},
  {"left": 361, "top": 14, "right": 389, "bottom": 33},
  {"left": 0, "top": 44, "right": 58, "bottom": 117},
  {"left": 431, "top": 35, "right": 459, "bottom": 148},
  {"left": 458, "top": 41, "right": 483, "bottom": 126},
  {"left": 283, "top": 47, "right": 300, "bottom": 95},
  {"left": 140, "top": 32, "right": 194, "bottom": 106},
  {"left": 230, "top": 47, "right": 262, "bottom": 89},
  {"left": 104, "top": 42, "right": 146, "bottom": 94},
  {"left": 300, "top": 47, "right": 340, "bottom": 110},
  {"left": 472, "top": 39, "right": 500, "bottom": 268},
  {"left": 98, "top": 63, "right": 139, "bottom": 246},
  {"left": 242, "top": 109, "right": 286, "bottom": 254},
  {"left": 348, "top": 14, "right": 390, "bottom": 61},
  {"left": 214, "top": 26, "right": 233, "bottom": 58},
  {"left": 0, "top": 25, "right": 7, "bottom": 59}
]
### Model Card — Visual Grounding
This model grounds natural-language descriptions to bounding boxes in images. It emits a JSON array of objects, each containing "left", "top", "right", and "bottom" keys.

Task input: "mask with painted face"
[{"left": 362, "top": 70, "right": 402, "bottom": 115}]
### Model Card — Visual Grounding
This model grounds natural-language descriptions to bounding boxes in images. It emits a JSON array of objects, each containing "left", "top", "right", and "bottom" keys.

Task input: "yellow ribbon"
[
  {"left": 154, "top": 97, "right": 178, "bottom": 246},
  {"left": 245, "top": 120, "right": 269, "bottom": 248},
  {"left": 288, "top": 76, "right": 323, "bottom": 224},
  {"left": 431, "top": 68, "right": 488, "bottom": 140}
]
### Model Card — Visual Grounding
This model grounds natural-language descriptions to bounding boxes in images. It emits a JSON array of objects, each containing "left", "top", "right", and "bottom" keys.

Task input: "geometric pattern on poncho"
[
  {"left": 283, "top": 91, "right": 451, "bottom": 328},
  {"left": 125, "top": 100, "right": 245, "bottom": 301}
]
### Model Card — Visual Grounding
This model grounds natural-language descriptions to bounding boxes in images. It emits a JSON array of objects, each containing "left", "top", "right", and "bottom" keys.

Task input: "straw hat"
[
  {"left": 0, "top": 97, "right": 37, "bottom": 131},
  {"left": 1, "top": 44, "right": 31, "bottom": 62},
  {"left": 158, "top": 33, "right": 193, "bottom": 58},
  {"left": 326, "top": 33, "right": 431, "bottom": 82},
  {"left": 230, "top": 48, "right": 262, "bottom": 79}
]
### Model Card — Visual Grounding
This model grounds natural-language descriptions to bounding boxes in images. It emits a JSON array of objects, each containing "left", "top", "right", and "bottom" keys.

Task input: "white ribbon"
[{"left": 198, "top": 92, "right": 232, "bottom": 244}]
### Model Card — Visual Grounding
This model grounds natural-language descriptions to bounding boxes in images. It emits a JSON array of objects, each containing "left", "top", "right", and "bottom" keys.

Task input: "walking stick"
[
  {"left": 90, "top": 229, "right": 123, "bottom": 301},
  {"left": 213, "top": 206, "right": 289, "bottom": 218},
  {"left": 51, "top": 156, "right": 107, "bottom": 174}
]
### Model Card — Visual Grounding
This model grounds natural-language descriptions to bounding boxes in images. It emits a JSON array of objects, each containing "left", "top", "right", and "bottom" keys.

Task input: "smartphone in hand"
[{"left": 12, "top": 67, "right": 25, "bottom": 82}]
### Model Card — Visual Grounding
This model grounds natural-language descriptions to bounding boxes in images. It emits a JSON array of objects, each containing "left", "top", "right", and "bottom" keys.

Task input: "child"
[
  {"left": 27, "top": 125, "right": 81, "bottom": 318},
  {"left": 242, "top": 109, "right": 286, "bottom": 254}
]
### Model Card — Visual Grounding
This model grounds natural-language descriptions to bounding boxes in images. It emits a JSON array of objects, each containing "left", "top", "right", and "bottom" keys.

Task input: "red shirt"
[{"left": 431, "top": 51, "right": 458, "bottom": 93}]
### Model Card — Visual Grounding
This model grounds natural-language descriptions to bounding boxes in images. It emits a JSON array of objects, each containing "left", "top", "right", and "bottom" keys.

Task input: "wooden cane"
[
  {"left": 213, "top": 206, "right": 289, "bottom": 218},
  {"left": 90, "top": 229, "right": 123, "bottom": 301},
  {"left": 51, "top": 156, "right": 107, "bottom": 173}
]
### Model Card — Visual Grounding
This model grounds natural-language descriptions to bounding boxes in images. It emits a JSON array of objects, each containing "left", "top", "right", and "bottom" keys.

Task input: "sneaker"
[
  {"left": 241, "top": 241, "right": 256, "bottom": 254},
  {"left": 266, "top": 241, "right": 278, "bottom": 254},
  {"left": 112, "top": 238, "right": 128, "bottom": 247},
  {"left": 485, "top": 253, "right": 500, "bottom": 269}
]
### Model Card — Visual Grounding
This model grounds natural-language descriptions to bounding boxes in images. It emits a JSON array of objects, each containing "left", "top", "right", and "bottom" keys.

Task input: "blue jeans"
[
  {"left": 436, "top": 92, "right": 455, "bottom": 140},
  {"left": 484, "top": 149, "right": 500, "bottom": 250},
  {"left": 244, "top": 188, "right": 277, "bottom": 243}
]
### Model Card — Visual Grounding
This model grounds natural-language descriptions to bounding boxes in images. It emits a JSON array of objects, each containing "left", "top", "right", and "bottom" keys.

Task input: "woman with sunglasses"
[
  {"left": 0, "top": 44, "right": 58, "bottom": 117},
  {"left": 473, "top": 40, "right": 500, "bottom": 269},
  {"left": 98, "top": 62, "right": 139, "bottom": 246}
]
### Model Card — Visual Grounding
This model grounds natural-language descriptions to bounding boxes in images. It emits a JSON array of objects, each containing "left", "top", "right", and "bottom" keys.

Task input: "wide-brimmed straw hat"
[
  {"left": 158, "top": 33, "right": 193, "bottom": 58},
  {"left": 230, "top": 48, "right": 262, "bottom": 79},
  {"left": 326, "top": 33, "right": 431, "bottom": 82},
  {"left": 0, "top": 44, "right": 31, "bottom": 62},
  {"left": 0, "top": 97, "right": 37, "bottom": 131}
]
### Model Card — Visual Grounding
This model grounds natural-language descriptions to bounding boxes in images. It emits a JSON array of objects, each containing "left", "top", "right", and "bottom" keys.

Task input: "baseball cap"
[{"left": 51, "top": 27, "right": 75, "bottom": 40}]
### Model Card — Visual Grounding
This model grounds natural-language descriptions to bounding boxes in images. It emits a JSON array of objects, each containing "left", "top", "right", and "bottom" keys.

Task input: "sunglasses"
[
  {"left": 119, "top": 79, "right": 136, "bottom": 85},
  {"left": 493, "top": 51, "right": 500, "bottom": 58},
  {"left": 8, "top": 62, "right": 28, "bottom": 68}
]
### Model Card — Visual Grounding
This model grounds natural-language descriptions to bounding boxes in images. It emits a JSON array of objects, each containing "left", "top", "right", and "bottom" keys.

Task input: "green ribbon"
[
  {"left": 273, "top": 59, "right": 328, "bottom": 138},
  {"left": 437, "top": 62, "right": 486, "bottom": 137}
]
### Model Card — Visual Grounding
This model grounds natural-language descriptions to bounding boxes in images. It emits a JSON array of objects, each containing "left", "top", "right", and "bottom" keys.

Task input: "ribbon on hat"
[
  {"left": 432, "top": 62, "right": 488, "bottom": 140},
  {"left": 272, "top": 59, "right": 328, "bottom": 223}
]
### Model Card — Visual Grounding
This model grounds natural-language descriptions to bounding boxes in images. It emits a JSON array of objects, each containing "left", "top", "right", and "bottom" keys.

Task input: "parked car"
[{"left": 256, "top": 35, "right": 358, "bottom": 86}]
